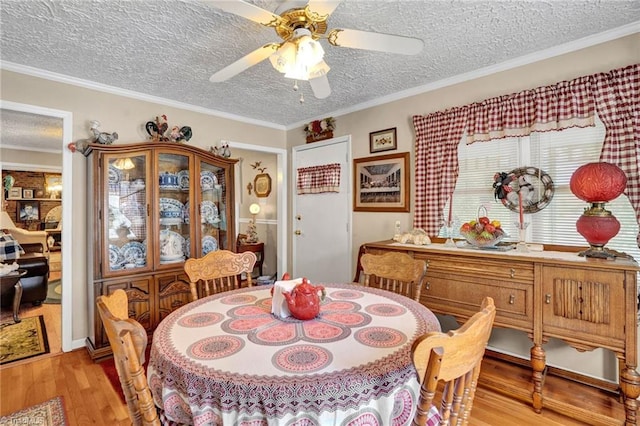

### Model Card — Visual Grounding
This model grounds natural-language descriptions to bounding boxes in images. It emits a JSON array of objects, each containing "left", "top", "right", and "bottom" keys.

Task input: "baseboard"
[{"left": 485, "top": 349, "right": 619, "bottom": 393}]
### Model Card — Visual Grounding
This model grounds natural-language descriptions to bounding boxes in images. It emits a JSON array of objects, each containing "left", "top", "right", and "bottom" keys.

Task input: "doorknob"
[{"left": 294, "top": 230, "right": 301, "bottom": 235}]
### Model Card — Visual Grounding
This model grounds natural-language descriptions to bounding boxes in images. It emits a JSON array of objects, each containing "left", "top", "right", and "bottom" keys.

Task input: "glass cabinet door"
[
  {"left": 105, "top": 152, "right": 150, "bottom": 274},
  {"left": 158, "top": 152, "right": 191, "bottom": 265},
  {"left": 198, "top": 160, "right": 227, "bottom": 255}
]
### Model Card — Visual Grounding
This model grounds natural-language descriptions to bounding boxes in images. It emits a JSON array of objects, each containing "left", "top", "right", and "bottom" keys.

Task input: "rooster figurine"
[
  {"left": 145, "top": 115, "right": 169, "bottom": 141},
  {"left": 90, "top": 120, "right": 118, "bottom": 145}
]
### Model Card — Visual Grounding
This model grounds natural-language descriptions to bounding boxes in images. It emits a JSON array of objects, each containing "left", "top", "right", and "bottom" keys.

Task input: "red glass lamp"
[{"left": 569, "top": 162, "right": 627, "bottom": 258}]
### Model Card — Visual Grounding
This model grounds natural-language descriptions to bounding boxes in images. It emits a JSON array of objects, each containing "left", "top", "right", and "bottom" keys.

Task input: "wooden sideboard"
[{"left": 357, "top": 240, "right": 640, "bottom": 425}]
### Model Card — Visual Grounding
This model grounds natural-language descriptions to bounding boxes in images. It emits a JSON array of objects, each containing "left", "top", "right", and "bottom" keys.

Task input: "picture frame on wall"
[
  {"left": 369, "top": 127, "right": 397, "bottom": 153},
  {"left": 22, "top": 189, "right": 34, "bottom": 199},
  {"left": 254, "top": 173, "right": 272, "bottom": 198},
  {"left": 8, "top": 187, "right": 22, "bottom": 199},
  {"left": 353, "top": 152, "right": 410, "bottom": 212},
  {"left": 17, "top": 200, "right": 40, "bottom": 222}
]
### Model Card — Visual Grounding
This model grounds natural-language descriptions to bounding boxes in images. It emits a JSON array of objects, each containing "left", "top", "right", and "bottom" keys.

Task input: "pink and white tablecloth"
[{"left": 148, "top": 283, "right": 441, "bottom": 426}]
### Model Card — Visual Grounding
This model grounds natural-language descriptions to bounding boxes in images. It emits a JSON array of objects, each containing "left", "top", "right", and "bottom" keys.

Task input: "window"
[{"left": 446, "top": 116, "right": 639, "bottom": 262}]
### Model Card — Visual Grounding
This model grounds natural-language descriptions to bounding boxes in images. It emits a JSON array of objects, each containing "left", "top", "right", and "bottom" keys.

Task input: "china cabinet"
[
  {"left": 357, "top": 240, "right": 640, "bottom": 425},
  {"left": 82, "top": 142, "right": 237, "bottom": 359}
]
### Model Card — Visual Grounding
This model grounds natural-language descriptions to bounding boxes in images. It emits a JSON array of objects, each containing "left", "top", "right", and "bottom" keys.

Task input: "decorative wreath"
[{"left": 493, "top": 167, "right": 554, "bottom": 214}]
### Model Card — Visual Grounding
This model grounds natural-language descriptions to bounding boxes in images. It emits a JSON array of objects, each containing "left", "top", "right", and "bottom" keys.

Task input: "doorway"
[
  {"left": 292, "top": 135, "right": 352, "bottom": 283},
  {"left": 225, "top": 140, "right": 287, "bottom": 278},
  {"left": 0, "top": 100, "right": 73, "bottom": 352}
]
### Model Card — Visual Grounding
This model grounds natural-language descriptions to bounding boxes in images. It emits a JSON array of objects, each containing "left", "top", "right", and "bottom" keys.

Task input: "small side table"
[
  {"left": 0, "top": 269, "right": 26, "bottom": 323},
  {"left": 237, "top": 242, "right": 265, "bottom": 278}
]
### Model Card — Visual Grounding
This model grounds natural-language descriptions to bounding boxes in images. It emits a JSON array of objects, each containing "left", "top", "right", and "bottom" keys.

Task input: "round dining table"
[{"left": 148, "top": 283, "right": 441, "bottom": 426}]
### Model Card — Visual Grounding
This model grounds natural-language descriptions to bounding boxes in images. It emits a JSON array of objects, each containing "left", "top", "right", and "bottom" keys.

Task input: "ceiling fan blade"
[
  {"left": 309, "top": 74, "right": 331, "bottom": 99},
  {"left": 306, "top": 1, "right": 342, "bottom": 20},
  {"left": 327, "top": 28, "right": 423, "bottom": 55},
  {"left": 210, "top": 1, "right": 281, "bottom": 27},
  {"left": 210, "top": 43, "right": 280, "bottom": 82}
]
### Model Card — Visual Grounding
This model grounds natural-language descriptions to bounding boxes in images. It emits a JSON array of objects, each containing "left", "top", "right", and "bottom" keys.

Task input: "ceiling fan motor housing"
[{"left": 275, "top": 7, "right": 327, "bottom": 41}]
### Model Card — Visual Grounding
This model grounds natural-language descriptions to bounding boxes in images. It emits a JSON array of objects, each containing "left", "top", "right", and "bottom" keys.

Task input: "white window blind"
[{"left": 445, "top": 116, "right": 639, "bottom": 262}]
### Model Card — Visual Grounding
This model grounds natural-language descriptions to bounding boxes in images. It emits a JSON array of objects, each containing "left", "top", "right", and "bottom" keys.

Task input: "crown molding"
[
  {"left": 0, "top": 62, "right": 285, "bottom": 131},
  {"left": 286, "top": 22, "right": 640, "bottom": 130}
]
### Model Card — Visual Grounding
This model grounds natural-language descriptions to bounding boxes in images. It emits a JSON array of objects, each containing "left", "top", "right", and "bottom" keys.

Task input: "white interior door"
[{"left": 292, "top": 136, "right": 351, "bottom": 283}]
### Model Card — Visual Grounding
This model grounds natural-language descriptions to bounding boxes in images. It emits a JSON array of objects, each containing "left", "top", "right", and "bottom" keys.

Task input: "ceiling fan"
[{"left": 208, "top": 0, "right": 424, "bottom": 100}]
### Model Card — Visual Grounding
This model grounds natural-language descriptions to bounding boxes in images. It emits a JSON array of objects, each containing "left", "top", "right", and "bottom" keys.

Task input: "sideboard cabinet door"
[{"left": 541, "top": 265, "right": 626, "bottom": 351}]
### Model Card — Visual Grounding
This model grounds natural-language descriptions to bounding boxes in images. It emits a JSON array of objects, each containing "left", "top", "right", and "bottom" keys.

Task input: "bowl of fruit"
[{"left": 459, "top": 209, "right": 506, "bottom": 248}]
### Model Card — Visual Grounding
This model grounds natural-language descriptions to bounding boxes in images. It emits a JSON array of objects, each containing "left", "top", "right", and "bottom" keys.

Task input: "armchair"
[
  {"left": 0, "top": 210, "right": 48, "bottom": 251},
  {"left": 0, "top": 242, "right": 49, "bottom": 306}
]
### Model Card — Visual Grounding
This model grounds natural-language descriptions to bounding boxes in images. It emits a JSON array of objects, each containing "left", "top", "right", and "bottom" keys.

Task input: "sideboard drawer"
[
  {"left": 422, "top": 272, "right": 533, "bottom": 331},
  {"left": 425, "top": 254, "right": 534, "bottom": 283}
]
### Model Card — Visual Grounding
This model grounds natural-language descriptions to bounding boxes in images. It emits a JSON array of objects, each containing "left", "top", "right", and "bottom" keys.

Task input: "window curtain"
[
  {"left": 413, "top": 63, "right": 639, "bottom": 244},
  {"left": 592, "top": 65, "right": 640, "bottom": 247},
  {"left": 297, "top": 163, "right": 341, "bottom": 195},
  {"left": 413, "top": 108, "right": 467, "bottom": 233}
]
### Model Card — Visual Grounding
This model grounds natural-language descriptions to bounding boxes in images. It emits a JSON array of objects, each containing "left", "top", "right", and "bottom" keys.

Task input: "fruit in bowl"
[{"left": 459, "top": 216, "right": 506, "bottom": 247}]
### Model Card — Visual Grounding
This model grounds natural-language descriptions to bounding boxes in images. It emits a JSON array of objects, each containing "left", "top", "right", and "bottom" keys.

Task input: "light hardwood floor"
[{"left": 0, "top": 349, "right": 626, "bottom": 425}]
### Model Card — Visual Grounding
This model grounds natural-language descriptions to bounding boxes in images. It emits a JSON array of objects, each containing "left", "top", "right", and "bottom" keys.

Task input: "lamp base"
[{"left": 578, "top": 246, "right": 632, "bottom": 260}]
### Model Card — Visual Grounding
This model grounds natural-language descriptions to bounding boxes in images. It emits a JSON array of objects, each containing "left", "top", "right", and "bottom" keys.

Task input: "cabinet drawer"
[
  {"left": 426, "top": 254, "right": 533, "bottom": 283},
  {"left": 422, "top": 272, "right": 533, "bottom": 330}
]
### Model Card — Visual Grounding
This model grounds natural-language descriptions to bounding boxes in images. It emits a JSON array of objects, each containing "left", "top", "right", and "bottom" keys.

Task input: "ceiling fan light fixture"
[
  {"left": 271, "top": 27, "right": 325, "bottom": 81},
  {"left": 283, "top": 41, "right": 325, "bottom": 80},
  {"left": 296, "top": 33, "right": 324, "bottom": 67},
  {"left": 269, "top": 42, "right": 297, "bottom": 73},
  {"left": 307, "top": 60, "right": 330, "bottom": 79}
]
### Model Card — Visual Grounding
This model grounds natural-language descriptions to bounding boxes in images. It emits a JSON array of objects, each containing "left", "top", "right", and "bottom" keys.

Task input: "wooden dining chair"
[
  {"left": 360, "top": 251, "right": 427, "bottom": 301},
  {"left": 184, "top": 249, "right": 257, "bottom": 301},
  {"left": 411, "top": 297, "right": 496, "bottom": 426},
  {"left": 96, "top": 289, "right": 160, "bottom": 426}
]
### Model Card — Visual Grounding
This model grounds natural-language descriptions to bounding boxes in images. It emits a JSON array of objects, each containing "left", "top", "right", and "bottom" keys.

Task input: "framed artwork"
[
  {"left": 353, "top": 152, "right": 410, "bottom": 212},
  {"left": 22, "top": 189, "right": 34, "bottom": 199},
  {"left": 17, "top": 200, "right": 40, "bottom": 222},
  {"left": 45, "top": 174, "right": 62, "bottom": 198},
  {"left": 8, "top": 187, "right": 22, "bottom": 199},
  {"left": 254, "top": 173, "right": 272, "bottom": 198},
  {"left": 369, "top": 127, "right": 397, "bottom": 153}
]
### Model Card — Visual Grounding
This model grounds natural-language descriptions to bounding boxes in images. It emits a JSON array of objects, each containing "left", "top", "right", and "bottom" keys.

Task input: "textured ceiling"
[{"left": 1, "top": 0, "right": 639, "bottom": 132}]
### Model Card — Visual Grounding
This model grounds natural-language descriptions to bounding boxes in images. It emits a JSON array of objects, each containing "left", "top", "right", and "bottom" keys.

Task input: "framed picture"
[
  {"left": 22, "top": 189, "right": 34, "bottom": 199},
  {"left": 8, "top": 187, "right": 22, "bottom": 199},
  {"left": 45, "top": 174, "right": 62, "bottom": 198},
  {"left": 369, "top": 127, "right": 397, "bottom": 153},
  {"left": 353, "top": 152, "right": 410, "bottom": 212},
  {"left": 254, "top": 173, "right": 272, "bottom": 198},
  {"left": 17, "top": 200, "right": 40, "bottom": 222}
]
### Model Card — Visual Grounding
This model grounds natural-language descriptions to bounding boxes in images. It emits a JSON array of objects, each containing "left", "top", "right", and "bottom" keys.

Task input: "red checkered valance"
[
  {"left": 297, "top": 163, "right": 341, "bottom": 195},
  {"left": 414, "top": 64, "right": 639, "bottom": 246}
]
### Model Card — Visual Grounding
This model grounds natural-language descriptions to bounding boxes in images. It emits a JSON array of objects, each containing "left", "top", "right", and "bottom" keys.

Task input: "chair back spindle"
[
  {"left": 96, "top": 289, "right": 159, "bottom": 426},
  {"left": 360, "top": 252, "right": 427, "bottom": 301},
  {"left": 411, "top": 297, "right": 496, "bottom": 426},
  {"left": 184, "top": 249, "right": 257, "bottom": 301}
]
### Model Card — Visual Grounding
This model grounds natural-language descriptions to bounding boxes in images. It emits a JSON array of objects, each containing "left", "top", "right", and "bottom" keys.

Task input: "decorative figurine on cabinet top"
[
  {"left": 90, "top": 120, "right": 118, "bottom": 145},
  {"left": 145, "top": 115, "right": 192, "bottom": 143},
  {"left": 68, "top": 119, "right": 119, "bottom": 153}
]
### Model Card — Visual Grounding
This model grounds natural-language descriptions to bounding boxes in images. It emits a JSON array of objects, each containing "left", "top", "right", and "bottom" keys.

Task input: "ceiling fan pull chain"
[
  {"left": 300, "top": 93, "right": 305, "bottom": 104},
  {"left": 293, "top": 81, "right": 299, "bottom": 91}
]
